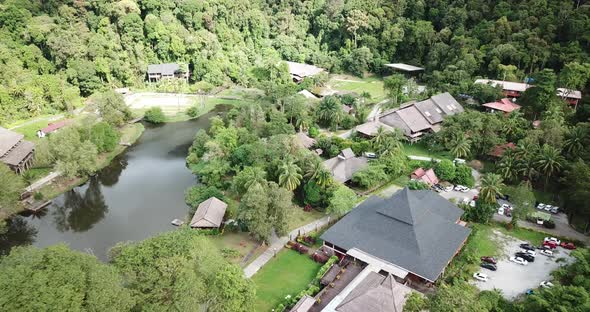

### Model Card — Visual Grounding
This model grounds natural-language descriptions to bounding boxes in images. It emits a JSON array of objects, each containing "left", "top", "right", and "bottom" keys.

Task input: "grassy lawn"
[
  {"left": 402, "top": 142, "right": 453, "bottom": 160},
  {"left": 288, "top": 207, "right": 325, "bottom": 231},
  {"left": 252, "top": 249, "right": 322, "bottom": 312},
  {"left": 328, "top": 75, "right": 386, "bottom": 103},
  {"left": 207, "top": 232, "right": 262, "bottom": 265}
]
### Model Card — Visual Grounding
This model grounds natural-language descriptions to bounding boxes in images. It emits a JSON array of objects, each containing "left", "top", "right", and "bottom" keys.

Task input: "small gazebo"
[{"left": 190, "top": 197, "right": 227, "bottom": 229}]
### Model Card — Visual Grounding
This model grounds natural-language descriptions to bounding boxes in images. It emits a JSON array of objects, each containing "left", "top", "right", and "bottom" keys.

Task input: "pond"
[{"left": 0, "top": 107, "right": 226, "bottom": 260}]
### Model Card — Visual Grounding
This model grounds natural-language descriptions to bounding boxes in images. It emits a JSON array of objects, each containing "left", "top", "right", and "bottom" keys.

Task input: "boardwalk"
[
  {"left": 25, "top": 171, "right": 61, "bottom": 193},
  {"left": 243, "top": 216, "right": 332, "bottom": 278}
]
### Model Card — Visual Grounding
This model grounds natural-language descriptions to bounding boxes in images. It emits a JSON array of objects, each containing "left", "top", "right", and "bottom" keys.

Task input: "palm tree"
[
  {"left": 480, "top": 174, "right": 505, "bottom": 204},
  {"left": 449, "top": 134, "right": 471, "bottom": 158},
  {"left": 317, "top": 96, "right": 342, "bottom": 127},
  {"left": 563, "top": 126, "right": 585, "bottom": 159},
  {"left": 243, "top": 167, "right": 267, "bottom": 192},
  {"left": 535, "top": 144, "right": 565, "bottom": 189},
  {"left": 304, "top": 159, "right": 332, "bottom": 187},
  {"left": 371, "top": 126, "right": 388, "bottom": 148},
  {"left": 278, "top": 160, "right": 303, "bottom": 191},
  {"left": 497, "top": 150, "right": 518, "bottom": 182}
]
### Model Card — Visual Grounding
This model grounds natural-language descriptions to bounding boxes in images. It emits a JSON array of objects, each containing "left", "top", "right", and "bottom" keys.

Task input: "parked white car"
[
  {"left": 537, "top": 203, "right": 546, "bottom": 210},
  {"left": 469, "top": 200, "right": 476, "bottom": 207},
  {"left": 540, "top": 281, "right": 555, "bottom": 288},
  {"left": 510, "top": 256, "right": 528, "bottom": 265},
  {"left": 544, "top": 237, "right": 561, "bottom": 245},
  {"left": 444, "top": 185, "right": 454, "bottom": 192},
  {"left": 498, "top": 207, "right": 505, "bottom": 215},
  {"left": 540, "top": 249, "right": 553, "bottom": 257},
  {"left": 501, "top": 203, "right": 512, "bottom": 209},
  {"left": 525, "top": 250, "right": 536, "bottom": 257},
  {"left": 473, "top": 272, "right": 489, "bottom": 282}
]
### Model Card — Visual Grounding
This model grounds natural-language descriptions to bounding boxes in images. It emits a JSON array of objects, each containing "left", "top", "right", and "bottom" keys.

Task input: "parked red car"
[
  {"left": 560, "top": 242, "right": 577, "bottom": 250},
  {"left": 480, "top": 256, "right": 497, "bottom": 264},
  {"left": 543, "top": 241, "right": 558, "bottom": 249},
  {"left": 473, "top": 195, "right": 478, "bottom": 200}
]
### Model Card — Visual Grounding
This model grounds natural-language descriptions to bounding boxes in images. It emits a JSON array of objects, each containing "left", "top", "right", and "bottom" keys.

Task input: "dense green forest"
[{"left": 2, "top": 0, "right": 589, "bottom": 124}]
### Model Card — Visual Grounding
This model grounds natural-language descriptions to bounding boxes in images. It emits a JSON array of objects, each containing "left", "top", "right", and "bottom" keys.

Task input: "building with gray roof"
[
  {"left": 147, "top": 63, "right": 189, "bottom": 82},
  {"left": 190, "top": 197, "right": 227, "bottom": 228},
  {"left": 323, "top": 149, "right": 368, "bottom": 183},
  {"left": 321, "top": 188, "right": 471, "bottom": 283},
  {"left": 355, "top": 92, "right": 463, "bottom": 142},
  {"left": 0, "top": 127, "right": 35, "bottom": 174}
]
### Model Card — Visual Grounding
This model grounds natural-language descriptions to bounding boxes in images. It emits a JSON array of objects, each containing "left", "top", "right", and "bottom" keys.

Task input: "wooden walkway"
[{"left": 25, "top": 200, "right": 51, "bottom": 212}]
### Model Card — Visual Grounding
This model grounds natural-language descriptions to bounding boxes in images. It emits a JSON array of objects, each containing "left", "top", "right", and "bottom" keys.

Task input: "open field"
[
  {"left": 252, "top": 249, "right": 322, "bottom": 312},
  {"left": 126, "top": 90, "right": 261, "bottom": 122},
  {"left": 328, "top": 75, "right": 386, "bottom": 103},
  {"left": 402, "top": 142, "right": 454, "bottom": 160},
  {"left": 208, "top": 232, "right": 263, "bottom": 265}
]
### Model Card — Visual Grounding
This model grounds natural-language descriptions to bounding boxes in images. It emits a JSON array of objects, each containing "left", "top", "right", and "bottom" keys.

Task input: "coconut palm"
[
  {"left": 371, "top": 126, "right": 389, "bottom": 148},
  {"left": 497, "top": 150, "right": 519, "bottom": 182},
  {"left": 535, "top": 144, "right": 565, "bottom": 189},
  {"left": 317, "top": 96, "right": 342, "bottom": 127},
  {"left": 278, "top": 160, "right": 303, "bottom": 191},
  {"left": 480, "top": 174, "right": 505, "bottom": 204},
  {"left": 449, "top": 134, "right": 471, "bottom": 158},
  {"left": 240, "top": 166, "right": 267, "bottom": 193},
  {"left": 304, "top": 159, "right": 332, "bottom": 187},
  {"left": 563, "top": 126, "right": 585, "bottom": 158}
]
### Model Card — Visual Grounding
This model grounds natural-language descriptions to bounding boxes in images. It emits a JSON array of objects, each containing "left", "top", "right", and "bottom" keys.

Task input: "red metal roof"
[
  {"left": 41, "top": 120, "right": 69, "bottom": 134},
  {"left": 410, "top": 167, "right": 439, "bottom": 186},
  {"left": 482, "top": 98, "right": 521, "bottom": 113}
]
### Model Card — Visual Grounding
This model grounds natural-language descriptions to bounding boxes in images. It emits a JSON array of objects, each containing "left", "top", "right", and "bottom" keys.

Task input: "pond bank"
[{"left": 1, "top": 107, "right": 227, "bottom": 260}]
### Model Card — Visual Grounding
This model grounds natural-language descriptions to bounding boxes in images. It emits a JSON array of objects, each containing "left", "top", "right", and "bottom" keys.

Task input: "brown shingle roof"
[
  {"left": 294, "top": 132, "right": 316, "bottom": 149},
  {"left": 323, "top": 150, "right": 368, "bottom": 183},
  {"left": 1, "top": 140, "right": 34, "bottom": 166},
  {"left": 190, "top": 197, "right": 227, "bottom": 228},
  {"left": 336, "top": 272, "right": 412, "bottom": 312},
  {"left": 0, "top": 127, "right": 24, "bottom": 157},
  {"left": 396, "top": 106, "right": 432, "bottom": 133}
]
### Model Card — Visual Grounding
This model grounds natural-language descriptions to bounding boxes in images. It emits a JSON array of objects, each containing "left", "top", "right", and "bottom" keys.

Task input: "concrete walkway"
[
  {"left": 243, "top": 216, "right": 332, "bottom": 278},
  {"left": 25, "top": 171, "right": 61, "bottom": 193}
]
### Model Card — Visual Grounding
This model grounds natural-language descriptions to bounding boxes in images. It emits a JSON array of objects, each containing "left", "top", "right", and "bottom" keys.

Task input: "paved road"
[
  {"left": 243, "top": 216, "right": 332, "bottom": 278},
  {"left": 493, "top": 213, "right": 589, "bottom": 244}
]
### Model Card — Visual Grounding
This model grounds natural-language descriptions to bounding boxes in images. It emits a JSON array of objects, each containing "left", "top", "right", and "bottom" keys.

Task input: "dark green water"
[{"left": 1, "top": 107, "right": 225, "bottom": 260}]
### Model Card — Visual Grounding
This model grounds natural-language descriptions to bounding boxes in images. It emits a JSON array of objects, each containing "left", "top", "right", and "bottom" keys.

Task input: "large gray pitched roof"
[
  {"left": 147, "top": 63, "right": 180, "bottom": 75},
  {"left": 321, "top": 188, "right": 471, "bottom": 282},
  {"left": 414, "top": 99, "right": 444, "bottom": 124},
  {"left": 431, "top": 92, "right": 464, "bottom": 115}
]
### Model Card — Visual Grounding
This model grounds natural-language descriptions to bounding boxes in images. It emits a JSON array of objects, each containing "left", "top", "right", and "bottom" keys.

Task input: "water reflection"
[
  {"left": 98, "top": 155, "right": 128, "bottom": 186},
  {"left": 1, "top": 106, "right": 227, "bottom": 260},
  {"left": 0, "top": 217, "right": 37, "bottom": 255},
  {"left": 53, "top": 178, "right": 108, "bottom": 233}
]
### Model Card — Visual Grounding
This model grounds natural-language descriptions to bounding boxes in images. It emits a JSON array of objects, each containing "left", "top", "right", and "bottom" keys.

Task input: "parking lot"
[
  {"left": 438, "top": 186, "right": 479, "bottom": 204},
  {"left": 473, "top": 230, "right": 575, "bottom": 299}
]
